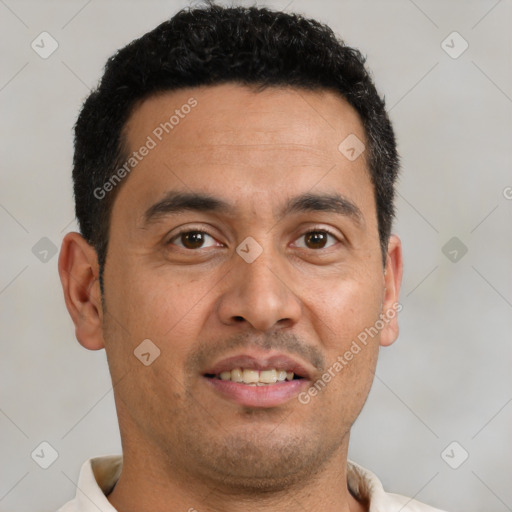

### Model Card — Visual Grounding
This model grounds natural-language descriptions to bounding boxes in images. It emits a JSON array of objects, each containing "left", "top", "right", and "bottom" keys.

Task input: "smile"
[
  {"left": 208, "top": 368, "right": 301, "bottom": 385},
  {"left": 202, "top": 353, "right": 312, "bottom": 407}
]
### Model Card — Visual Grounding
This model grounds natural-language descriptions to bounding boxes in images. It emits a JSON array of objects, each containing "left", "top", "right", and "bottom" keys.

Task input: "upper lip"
[{"left": 203, "top": 351, "right": 314, "bottom": 380}]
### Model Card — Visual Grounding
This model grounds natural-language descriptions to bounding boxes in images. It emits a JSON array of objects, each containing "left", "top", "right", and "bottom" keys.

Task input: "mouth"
[
  {"left": 204, "top": 368, "right": 302, "bottom": 385},
  {"left": 202, "top": 353, "right": 311, "bottom": 407}
]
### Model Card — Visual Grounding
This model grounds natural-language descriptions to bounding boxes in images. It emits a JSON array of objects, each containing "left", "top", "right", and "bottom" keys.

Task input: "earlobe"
[
  {"left": 58, "top": 232, "right": 105, "bottom": 350},
  {"left": 379, "top": 234, "right": 403, "bottom": 347}
]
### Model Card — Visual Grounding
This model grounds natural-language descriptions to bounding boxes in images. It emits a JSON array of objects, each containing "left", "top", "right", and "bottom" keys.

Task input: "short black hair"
[{"left": 72, "top": 0, "right": 399, "bottom": 295}]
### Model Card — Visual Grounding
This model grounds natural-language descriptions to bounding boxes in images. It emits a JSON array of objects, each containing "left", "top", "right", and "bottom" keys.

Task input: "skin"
[{"left": 59, "top": 83, "right": 402, "bottom": 512}]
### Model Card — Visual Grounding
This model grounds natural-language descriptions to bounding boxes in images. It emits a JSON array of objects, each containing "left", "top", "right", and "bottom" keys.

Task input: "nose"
[{"left": 216, "top": 242, "right": 302, "bottom": 332}]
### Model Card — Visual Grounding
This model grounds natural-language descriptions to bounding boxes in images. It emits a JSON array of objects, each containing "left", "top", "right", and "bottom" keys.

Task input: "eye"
[
  {"left": 294, "top": 229, "right": 340, "bottom": 250},
  {"left": 168, "top": 230, "right": 220, "bottom": 250}
]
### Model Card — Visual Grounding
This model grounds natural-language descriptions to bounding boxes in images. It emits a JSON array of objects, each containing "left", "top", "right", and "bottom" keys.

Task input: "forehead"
[
  {"left": 124, "top": 83, "right": 365, "bottom": 155},
  {"left": 114, "top": 83, "right": 374, "bottom": 229}
]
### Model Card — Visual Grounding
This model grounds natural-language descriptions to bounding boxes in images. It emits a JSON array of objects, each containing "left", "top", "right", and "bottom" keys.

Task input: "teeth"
[
  {"left": 215, "top": 368, "right": 296, "bottom": 384},
  {"left": 242, "top": 369, "right": 259, "bottom": 384},
  {"left": 231, "top": 368, "right": 243, "bottom": 382},
  {"left": 259, "top": 369, "right": 277, "bottom": 383}
]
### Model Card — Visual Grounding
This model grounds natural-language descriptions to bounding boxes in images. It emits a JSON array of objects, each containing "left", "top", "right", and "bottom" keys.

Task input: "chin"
[{"left": 179, "top": 426, "right": 343, "bottom": 493}]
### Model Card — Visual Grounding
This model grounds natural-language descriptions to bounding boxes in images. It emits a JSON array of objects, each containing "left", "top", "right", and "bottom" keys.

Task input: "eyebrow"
[
  {"left": 141, "top": 191, "right": 364, "bottom": 227},
  {"left": 280, "top": 192, "right": 364, "bottom": 226},
  {"left": 142, "top": 191, "right": 236, "bottom": 226}
]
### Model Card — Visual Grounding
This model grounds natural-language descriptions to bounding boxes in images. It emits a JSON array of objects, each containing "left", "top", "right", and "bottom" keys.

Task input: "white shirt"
[{"left": 57, "top": 455, "right": 447, "bottom": 512}]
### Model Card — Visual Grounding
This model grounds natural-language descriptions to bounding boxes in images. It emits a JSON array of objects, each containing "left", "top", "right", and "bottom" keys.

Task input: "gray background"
[{"left": 1, "top": 0, "right": 511, "bottom": 511}]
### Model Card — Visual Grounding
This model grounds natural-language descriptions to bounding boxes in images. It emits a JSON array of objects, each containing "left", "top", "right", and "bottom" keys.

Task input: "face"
[{"left": 61, "top": 83, "right": 402, "bottom": 492}]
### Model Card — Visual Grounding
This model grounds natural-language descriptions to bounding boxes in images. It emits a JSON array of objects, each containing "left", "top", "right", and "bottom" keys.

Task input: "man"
[{"left": 57, "top": 2, "right": 447, "bottom": 511}]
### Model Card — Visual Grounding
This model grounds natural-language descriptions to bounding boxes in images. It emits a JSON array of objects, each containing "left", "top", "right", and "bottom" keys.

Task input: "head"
[{"left": 59, "top": 1, "right": 402, "bottom": 496}]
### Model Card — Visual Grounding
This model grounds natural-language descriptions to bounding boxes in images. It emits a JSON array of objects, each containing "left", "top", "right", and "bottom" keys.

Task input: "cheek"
[
  {"left": 106, "top": 267, "right": 216, "bottom": 393},
  {"left": 305, "top": 272, "right": 383, "bottom": 351},
  {"left": 102, "top": 271, "right": 199, "bottom": 413},
  {"left": 314, "top": 275, "right": 382, "bottom": 407},
  {"left": 106, "top": 258, "right": 208, "bottom": 338}
]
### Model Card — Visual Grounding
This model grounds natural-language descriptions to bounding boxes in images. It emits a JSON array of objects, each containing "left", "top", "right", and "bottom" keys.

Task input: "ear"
[
  {"left": 379, "top": 234, "right": 403, "bottom": 347},
  {"left": 58, "top": 232, "right": 105, "bottom": 350}
]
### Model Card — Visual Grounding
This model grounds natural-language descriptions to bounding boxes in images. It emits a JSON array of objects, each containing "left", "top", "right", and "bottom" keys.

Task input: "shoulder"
[
  {"left": 55, "top": 455, "right": 122, "bottom": 512},
  {"left": 347, "top": 460, "right": 448, "bottom": 512}
]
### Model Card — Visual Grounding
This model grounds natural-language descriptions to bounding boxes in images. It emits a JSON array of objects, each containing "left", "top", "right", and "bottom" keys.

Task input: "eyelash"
[{"left": 167, "top": 227, "right": 342, "bottom": 250}]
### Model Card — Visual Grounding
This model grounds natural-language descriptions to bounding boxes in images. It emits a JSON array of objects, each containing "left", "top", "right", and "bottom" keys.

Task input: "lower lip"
[{"left": 205, "top": 377, "right": 308, "bottom": 407}]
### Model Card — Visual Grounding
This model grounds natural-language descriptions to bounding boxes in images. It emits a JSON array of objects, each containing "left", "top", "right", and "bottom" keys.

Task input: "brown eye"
[
  {"left": 181, "top": 232, "right": 205, "bottom": 249},
  {"left": 169, "top": 230, "right": 217, "bottom": 250},
  {"left": 305, "top": 232, "right": 328, "bottom": 249},
  {"left": 295, "top": 230, "right": 338, "bottom": 250}
]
